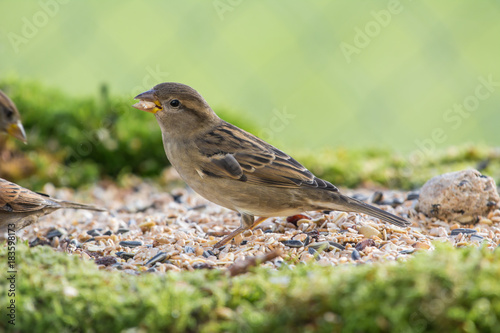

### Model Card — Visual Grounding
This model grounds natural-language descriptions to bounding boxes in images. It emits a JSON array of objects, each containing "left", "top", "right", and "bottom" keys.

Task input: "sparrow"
[
  {"left": 133, "top": 83, "right": 410, "bottom": 248},
  {"left": 0, "top": 90, "right": 27, "bottom": 143},
  {"left": 0, "top": 178, "right": 105, "bottom": 236}
]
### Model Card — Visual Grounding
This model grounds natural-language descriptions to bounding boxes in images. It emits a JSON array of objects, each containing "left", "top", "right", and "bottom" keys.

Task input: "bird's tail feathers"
[
  {"left": 56, "top": 200, "right": 106, "bottom": 212},
  {"left": 327, "top": 193, "right": 410, "bottom": 228}
]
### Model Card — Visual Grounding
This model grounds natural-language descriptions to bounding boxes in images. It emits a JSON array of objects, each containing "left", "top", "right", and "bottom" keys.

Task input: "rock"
[{"left": 418, "top": 169, "right": 499, "bottom": 222}]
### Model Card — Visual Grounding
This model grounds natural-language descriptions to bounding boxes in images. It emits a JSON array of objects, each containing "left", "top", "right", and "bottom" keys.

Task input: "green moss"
[
  {"left": 298, "top": 145, "right": 500, "bottom": 190},
  {"left": 1, "top": 242, "right": 499, "bottom": 332}
]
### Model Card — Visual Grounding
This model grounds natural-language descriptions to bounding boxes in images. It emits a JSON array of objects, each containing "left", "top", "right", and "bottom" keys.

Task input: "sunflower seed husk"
[
  {"left": 281, "top": 240, "right": 304, "bottom": 248},
  {"left": 119, "top": 240, "right": 143, "bottom": 248},
  {"left": 146, "top": 252, "right": 169, "bottom": 266},
  {"left": 450, "top": 228, "right": 477, "bottom": 236}
]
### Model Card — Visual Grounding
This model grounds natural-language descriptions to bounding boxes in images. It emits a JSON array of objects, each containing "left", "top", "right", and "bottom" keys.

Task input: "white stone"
[{"left": 418, "top": 169, "right": 499, "bottom": 222}]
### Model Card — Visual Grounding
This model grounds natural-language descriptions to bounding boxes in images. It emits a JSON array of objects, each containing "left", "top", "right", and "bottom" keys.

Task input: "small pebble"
[{"left": 116, "top": 228, "right": 130, "bottom": 234}]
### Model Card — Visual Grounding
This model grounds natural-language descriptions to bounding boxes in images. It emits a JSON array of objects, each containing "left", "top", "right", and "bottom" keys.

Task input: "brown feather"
[
  {"left": 196, "top": 122, "right": 338, "bottom": 191},
  {"left": 0, "top": 178, "right": 105, "bottom": 214},
  {"left": 0, "top": 178, "right": 52, "bottom": 212}
]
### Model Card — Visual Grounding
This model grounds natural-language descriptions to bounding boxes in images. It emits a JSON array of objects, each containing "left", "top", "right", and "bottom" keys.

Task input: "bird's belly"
[
  {"left": 163, "top": 138, "right": 315, "bottom": 217},
  {"left": 186, "top": 177, "right": 312, "bottom": 217}
]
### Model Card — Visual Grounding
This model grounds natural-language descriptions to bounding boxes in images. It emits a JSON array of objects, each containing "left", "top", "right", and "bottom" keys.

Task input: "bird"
[
  {"left": 132, "top": 82, "right": 410, "bottom": 248},
  {"left": 0, "top": 89, "right": 27, "bottom": 143},
  {"left": 0, "top": 178, "right": 105, "bottom": 236}
]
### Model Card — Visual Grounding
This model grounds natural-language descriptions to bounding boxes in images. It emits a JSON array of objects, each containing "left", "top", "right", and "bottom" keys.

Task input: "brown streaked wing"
[
  {"left": 195, "top": 122, "right": 338, "bottom": 191},
  {"left": 0, "top": 178, "right": 51, "bottom": 212}
]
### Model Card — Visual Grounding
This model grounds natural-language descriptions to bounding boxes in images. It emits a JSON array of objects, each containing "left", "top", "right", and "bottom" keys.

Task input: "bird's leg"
[
  {"left": 213, "top": 214, "right": 254, "bottom": 249},
  {"left": 249, "top": 216, "right": 268, "bottom": 230}
]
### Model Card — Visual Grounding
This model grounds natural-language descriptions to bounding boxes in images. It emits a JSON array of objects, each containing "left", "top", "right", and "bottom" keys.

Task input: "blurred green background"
[
  {"left": 1, "top": 0, "right": 499, "bottom": 151},
  {"left": 0, "top": 1, "right": 499, "bottom": 188}
]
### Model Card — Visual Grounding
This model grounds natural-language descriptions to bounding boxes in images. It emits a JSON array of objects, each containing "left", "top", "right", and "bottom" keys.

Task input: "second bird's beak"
[
  {"left": 132, "top": 90, "right": 162, "bottom": 114},
  {"left": 7, "top": 121, "right": 27, "bottom": 143}
]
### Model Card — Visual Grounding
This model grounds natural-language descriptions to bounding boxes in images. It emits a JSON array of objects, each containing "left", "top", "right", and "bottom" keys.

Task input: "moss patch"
[{"left": 1, "top": 242, "right": 499, "bottom": 332}]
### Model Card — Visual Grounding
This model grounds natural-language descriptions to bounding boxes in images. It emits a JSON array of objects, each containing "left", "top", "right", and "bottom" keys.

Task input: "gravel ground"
[{"left": 13, "top": 172, "right": 500, "bottom": 275}]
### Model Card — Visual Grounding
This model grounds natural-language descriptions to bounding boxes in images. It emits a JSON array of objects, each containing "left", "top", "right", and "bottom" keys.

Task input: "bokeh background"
[{"left": 0, "top": 0, "right": 499, "bottom": 187}]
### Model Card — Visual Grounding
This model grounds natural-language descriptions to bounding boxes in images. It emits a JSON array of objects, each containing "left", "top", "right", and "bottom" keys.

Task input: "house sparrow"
[
  {"left": 0, "top": 90, "right": 27, "bottom": 143},
  {"left": 133, "top": 83, "right": 410, "bottom": 248},
  {"left": 0, "top": 178, "right": 105, "bottom": 236}
]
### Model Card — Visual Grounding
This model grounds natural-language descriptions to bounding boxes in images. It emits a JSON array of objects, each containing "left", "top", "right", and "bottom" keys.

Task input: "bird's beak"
[
  {"left": 132, "top": 89, "right": 162, "bottom": 114},
  {"left": 7, "top": 120, "right": 27, "bottom": 143}
]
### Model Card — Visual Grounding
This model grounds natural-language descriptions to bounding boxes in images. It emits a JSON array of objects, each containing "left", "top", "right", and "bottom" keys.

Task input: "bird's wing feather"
[
  {"left": 0, "top": 178, "right": 52, "bottom": 212},
  {"left": 195, "top": 122, "right": 338, "bottom": 191}
]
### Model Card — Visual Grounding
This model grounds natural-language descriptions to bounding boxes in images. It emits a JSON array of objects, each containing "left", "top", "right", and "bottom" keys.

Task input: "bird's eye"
[
  {"left": 170, "top": 99, "right": 180, "bottom": 107},
  {"left": 5, "top": 110, "right": 14, "bottom": 119}
]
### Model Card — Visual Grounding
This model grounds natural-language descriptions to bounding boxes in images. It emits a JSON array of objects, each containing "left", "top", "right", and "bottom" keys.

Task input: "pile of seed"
[{"left": 13, "top": 177, "right": 500, "bottom": 275}]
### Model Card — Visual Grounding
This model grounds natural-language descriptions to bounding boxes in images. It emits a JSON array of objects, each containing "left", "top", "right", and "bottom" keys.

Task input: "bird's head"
[
  {"left": 132, "top": 82, "right": 220, "bottom": 137},
  {"left": 0, "top": 90, "right": 27, "bottom": 143}
]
